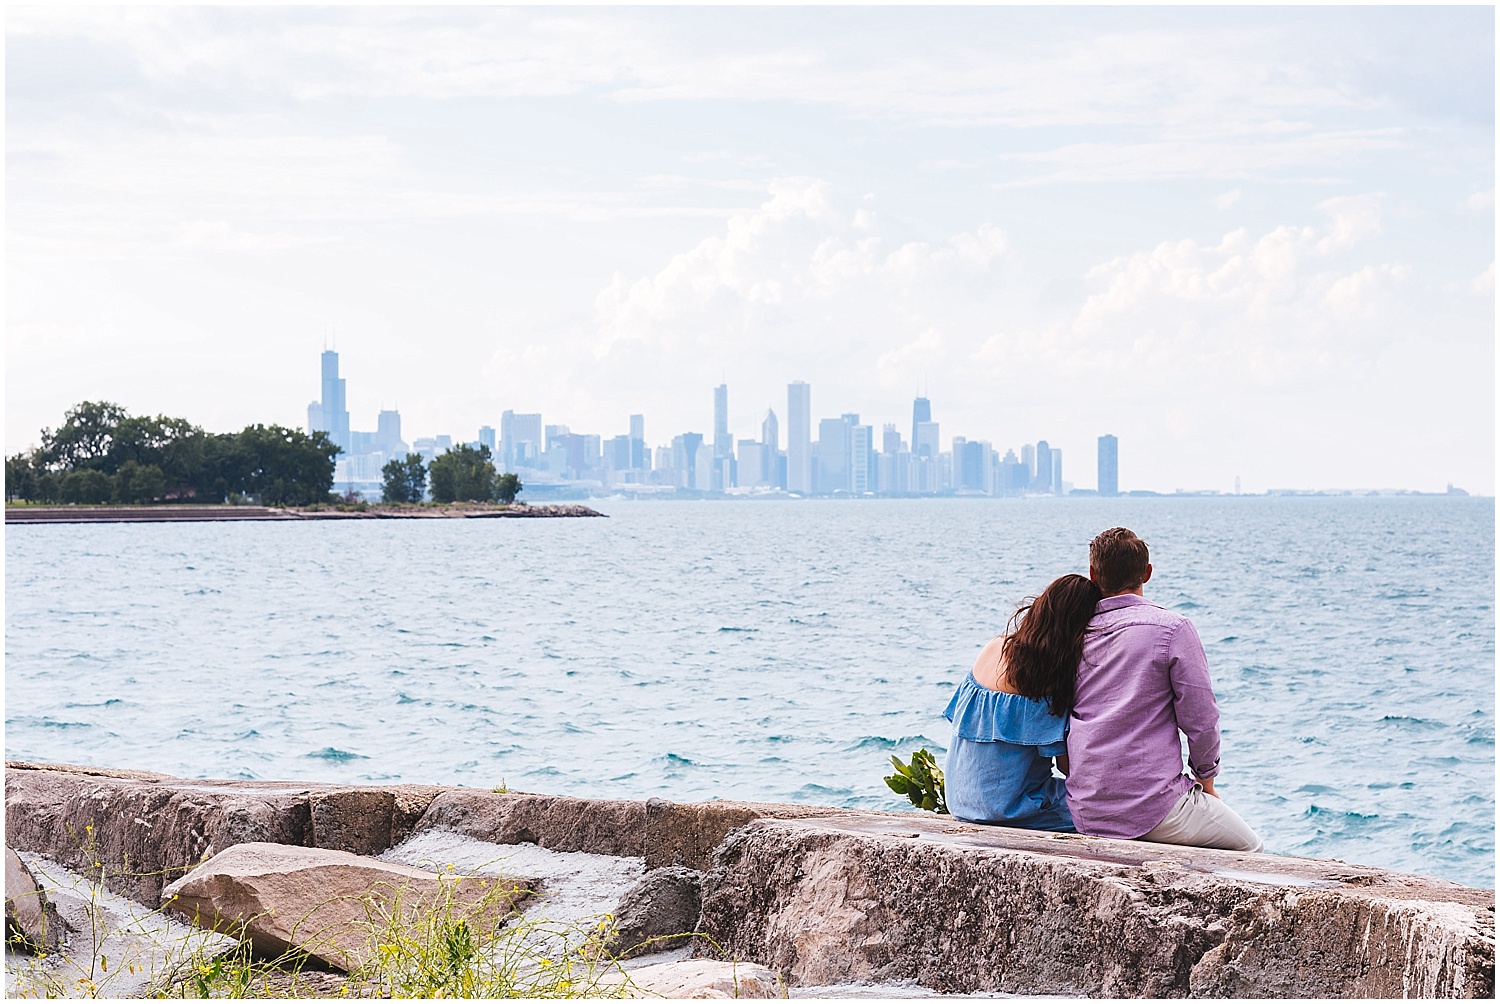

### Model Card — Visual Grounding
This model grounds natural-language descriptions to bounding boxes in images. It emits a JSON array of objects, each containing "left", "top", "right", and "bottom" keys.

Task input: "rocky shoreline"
[
  {"left": 4, "top": 502, "right": 605, "bottom": 524},
  {"left": 5, "top": 762, "right": 1494, "bottom": 998}
]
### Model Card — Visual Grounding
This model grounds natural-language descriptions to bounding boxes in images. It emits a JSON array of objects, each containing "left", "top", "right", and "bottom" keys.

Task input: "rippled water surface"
[{"left": 6, "top": 498, "right": 1494, "bottom": 887}]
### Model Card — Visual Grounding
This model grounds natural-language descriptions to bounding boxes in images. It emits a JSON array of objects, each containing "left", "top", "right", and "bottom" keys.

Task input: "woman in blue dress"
[{"left": 944, "top": 573, "right": 1102, "bottom": 831}]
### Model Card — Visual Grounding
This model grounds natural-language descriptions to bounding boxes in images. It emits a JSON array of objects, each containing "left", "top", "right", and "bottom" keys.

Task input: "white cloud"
[
  {"left": 590, "top": 179, "right": 1009, "bottom": 363},
  {"left": 1465, "top": 189, "right": 1495, "bottom": 211},
  {"left": 1472, "top": 261, "right": 1496, "bottom": 295},
  {"left": 1066, "top": 198, "right": 1405, "bottom": 385},
  {"left": 1214, "top": 188, "right": 1244, "bottom": 210}
]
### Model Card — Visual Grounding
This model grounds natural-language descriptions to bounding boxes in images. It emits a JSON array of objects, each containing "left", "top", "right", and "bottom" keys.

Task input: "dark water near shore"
[{"left": 5, "top": 497, "right": 1494, "bottom": 887}]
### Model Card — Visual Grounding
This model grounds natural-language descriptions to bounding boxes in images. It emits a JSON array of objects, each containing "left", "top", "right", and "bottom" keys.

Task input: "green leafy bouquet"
[{"left": 884, "top": 748, "right": 948, "bottom": 814}]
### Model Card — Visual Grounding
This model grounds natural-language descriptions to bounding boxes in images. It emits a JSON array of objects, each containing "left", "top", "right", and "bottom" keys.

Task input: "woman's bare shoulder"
[{"left": 970, "top": 635, "right": 1012, "bottom": 691}]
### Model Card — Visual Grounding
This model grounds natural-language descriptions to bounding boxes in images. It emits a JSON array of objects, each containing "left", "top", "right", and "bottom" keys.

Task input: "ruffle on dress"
[{"left": 943, "top": 673, "right": 1069, "bottom": 746}]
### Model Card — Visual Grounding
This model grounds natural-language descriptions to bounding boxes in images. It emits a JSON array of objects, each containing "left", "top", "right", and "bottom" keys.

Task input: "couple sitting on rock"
[{"left": 943, "top": 526, "right": 1263, "bottom": 852}]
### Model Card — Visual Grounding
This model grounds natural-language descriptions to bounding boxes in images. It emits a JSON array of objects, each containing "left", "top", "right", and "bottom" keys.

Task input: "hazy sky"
[{"left": 7, "top": 7, "right": 1495, "bottom": 493}]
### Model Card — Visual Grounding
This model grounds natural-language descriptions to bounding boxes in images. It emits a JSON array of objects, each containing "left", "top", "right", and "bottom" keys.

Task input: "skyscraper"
[
  {"left": 787, "top": 382, "right": 812, "bottom": 493},
  {"left": 712, "top": 384, "right": 730, "bottom": 490},
  {"left": 914, "top": 421, "right": 941, "bottom": 462},
  {"left": 816, "top": 417, "right": 849, "bottom": 493},
  {"left": 376, "top": 409, "right": 405, "bottom": 456},
  {"left": 761, "top": 409, "right": 780, "bottom": 486},
  {"left": 911, "top": 397, "right": 932, "bottom": 458},
  {"left": 309, "top": 350, "right": 350, "bottom": 453},
  {"left": 1035, "top": 440, "right": 1052, "bottom": 494},
  {"left": 1098, "top": 435, "right": 1119, "bottom": 496},
  {"left": 1051, "top": 448, "right": 1063, "bottom": 495},
  {"left": 501, "top": 410, "right": 543, "bottom": 471},
  {"left": 478, "top": 426, "right": 496, "bottom": 454},
  {"left": 851, "top": 422, "right": 873, "bottom": 494},
  {"left": 629, "top": 414, "right": 646, "bottom": 469}
]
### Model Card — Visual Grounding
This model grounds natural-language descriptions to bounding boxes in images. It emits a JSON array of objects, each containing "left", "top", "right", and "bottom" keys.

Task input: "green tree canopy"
[
  {"left": 429, "top": 444, "right": 497, "bottom": 503},
  {"left": 381, "top": 453, "right": 427, "bottom": 504},
  {"left": 495, "top": 472, "right": 522, "bottom": 504},
  {"left": 236, "top": 424, "right": 340, "bottom": 506},
  {"left": 7, "top": 403, "right": 340, "bottom": 506},
  {"left": 37, "top": 401, "right": 130, "bottom": 471}
]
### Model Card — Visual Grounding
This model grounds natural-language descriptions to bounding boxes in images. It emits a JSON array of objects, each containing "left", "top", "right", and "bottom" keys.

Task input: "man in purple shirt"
[{"left": 1066, "top": 527, "right": 1263, "bottom": 851}]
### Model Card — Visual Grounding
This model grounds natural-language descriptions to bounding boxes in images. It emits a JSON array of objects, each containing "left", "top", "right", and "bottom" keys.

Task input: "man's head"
[{"left": 1089, "top": 527, "right": 1152, "bottom": 597}]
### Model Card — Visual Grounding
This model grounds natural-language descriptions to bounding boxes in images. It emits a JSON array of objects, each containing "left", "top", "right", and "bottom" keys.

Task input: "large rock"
[
  {"left": 8, "top": 763, "right": 1493, "bottom": 997},
  {"left": 6, "top": 848, "right": 63, "bottom": 951},
  {"left": 160, "top": 842, "right": 535, "bottom": 971},
  {"left": 4, "top": 763, "right": 444, "bottom": 905},
  {"left": 622, "top": 959, "right": 781, "bottom": 998},
  {"left": 610, "top": 866, "right": 704, "bottom": 957},
  {"left": 643, "top": 798, "right": 848, "bottom": 871},
  {"left": 310, "top": 786, "right": 444, "bottom": 855},
  {"left": 412, "top": 789, "right": 650, "bottom": 856},
  {"left": 697, "top": 814, "right": 1496, "bottom": 998}
]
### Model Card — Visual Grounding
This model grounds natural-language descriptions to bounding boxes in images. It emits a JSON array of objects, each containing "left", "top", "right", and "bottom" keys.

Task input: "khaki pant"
[{"left": 1139, "top": 783, "right": 1264, "bottom": 852}]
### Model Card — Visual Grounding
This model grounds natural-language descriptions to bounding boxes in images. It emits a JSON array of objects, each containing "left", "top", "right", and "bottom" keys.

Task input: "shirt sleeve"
[{"left": 1166, "top": 618, "right": 1221, "bottom": 779}]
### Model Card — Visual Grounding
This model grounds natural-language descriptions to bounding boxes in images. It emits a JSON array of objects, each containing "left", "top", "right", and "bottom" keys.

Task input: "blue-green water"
[{"left": 5, "top": 497, "right": 1494, "bottom": 887}]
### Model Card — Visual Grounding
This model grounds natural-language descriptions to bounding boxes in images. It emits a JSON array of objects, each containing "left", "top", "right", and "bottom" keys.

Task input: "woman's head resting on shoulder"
[{"left": 1002, "top": 573, "right": 1102, "bottom": 717}]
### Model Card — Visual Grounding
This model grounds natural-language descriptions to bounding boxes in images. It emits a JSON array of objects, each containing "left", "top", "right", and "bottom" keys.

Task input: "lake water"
[{"left": 5, "top": 497, "right": 1494, "bottom": 888}]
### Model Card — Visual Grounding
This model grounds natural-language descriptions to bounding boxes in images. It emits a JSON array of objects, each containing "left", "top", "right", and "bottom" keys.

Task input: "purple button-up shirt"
[{"left": 1065, "top": 593, "right": 1222, "bottom": 839}]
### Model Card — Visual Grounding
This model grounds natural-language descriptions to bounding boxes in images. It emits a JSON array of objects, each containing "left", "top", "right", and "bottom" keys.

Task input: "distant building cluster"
[
  {"left": 308, "top": 351, "right": 1124, "bottom": 499},
  {"left": 307, "top": 351, "right": 410, "bottom": 489}
]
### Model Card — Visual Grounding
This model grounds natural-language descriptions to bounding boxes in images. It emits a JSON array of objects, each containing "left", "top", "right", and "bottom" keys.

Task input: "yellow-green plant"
[
  {"left": 353, "top": 868, "right": 632, "bottom": 999},
  {"left": 884, "top": 748, "right": 949, "bottom": 813}
]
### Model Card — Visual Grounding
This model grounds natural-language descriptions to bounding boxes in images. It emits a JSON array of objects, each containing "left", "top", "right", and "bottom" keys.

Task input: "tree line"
[
  {"left": 5, "top": 400, "right": 524, "bottom": 506},
  {"left": 5, "top": 401, "right": 341, "bottom": 505},
  {"left": 382, "top": 445, "right": 521, "bottom": 504}
]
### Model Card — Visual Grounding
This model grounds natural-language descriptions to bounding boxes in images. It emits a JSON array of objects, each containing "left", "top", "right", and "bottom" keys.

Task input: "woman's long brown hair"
[{"left": 1000, "top": 573, "right": 1102, "bottom": 717}]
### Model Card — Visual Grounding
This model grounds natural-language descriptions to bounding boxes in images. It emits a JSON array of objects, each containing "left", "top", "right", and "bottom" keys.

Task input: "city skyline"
[
  {"left": 7, "top": 8, "right": 1493, "bottom": 494},
  {"left": 309, "top": 346, "right": 1102, "bottom": 497},
  {"left": 306, "top": 348, "right": 1468, "bottom": 498}
]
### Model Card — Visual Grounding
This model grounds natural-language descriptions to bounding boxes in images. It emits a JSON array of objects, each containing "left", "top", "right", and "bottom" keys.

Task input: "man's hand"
[{"left": 1197, "top": 777, "right": 1219, "bottom": 798}]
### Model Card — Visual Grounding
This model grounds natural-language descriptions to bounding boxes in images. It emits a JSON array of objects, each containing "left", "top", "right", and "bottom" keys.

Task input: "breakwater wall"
[
  {"left": 6, "top": 762, "right": 1493, "bottom": 997},
  {"left": 4, "top": 504, "right": 603, "bottom": 524}
]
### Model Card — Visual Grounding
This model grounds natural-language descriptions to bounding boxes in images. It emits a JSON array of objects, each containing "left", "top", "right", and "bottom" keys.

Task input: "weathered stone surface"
[
  {"left": 309, "top": 786, "right": 445, "bottom": 855},
  {"left": 161, "top": 842, "right": 534, "bottom": 971},
  {"left": 5, "top": 764, "right": 319, "bottom": 905},
  {"left": 643, "top": 798, "right": 850, "bottom": 871},
  {"left": 9, "top": 763, "right": 1493, "bottom": 998},
  {"left": 697, "top": 814, "right": 1496, "bottom": 998},
  {"left": 610, "top": 866, "right": 704, "bottom": 956},
  {"left": 622, "top": 958, "right": 781, "bottom": 998},
  {"left": 411, "top": 789, "right": 649, "bottom": 857},
  {"left": 6, "top": 847, "right": 63, "bottom": 950}
]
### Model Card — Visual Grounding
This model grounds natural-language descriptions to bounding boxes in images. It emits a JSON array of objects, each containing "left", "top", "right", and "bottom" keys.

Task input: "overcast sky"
[{"left": 7, "top": 6, "right": 1495, "bottom": 493}]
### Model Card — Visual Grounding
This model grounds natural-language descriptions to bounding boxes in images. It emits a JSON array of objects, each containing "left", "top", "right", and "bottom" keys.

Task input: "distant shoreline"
[{"left": 3, "top": 503, "right": 605, "bottom": 524}]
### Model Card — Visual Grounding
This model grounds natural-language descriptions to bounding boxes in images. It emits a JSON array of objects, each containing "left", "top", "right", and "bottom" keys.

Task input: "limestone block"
[
  {"left": 610, "top": 865, "right": 704, "bottom": 956},
  {"left": 696, "top": 814, "right": 1496, "bottom": 998},
  {"left": 6, "top": 848, "right": 63, "bottom": 951},
  {"left": 6, "top": 764, "right": 316, "bottom": 905},
  {"left": 644, "top": 798, "right": 850, "bottom": 872},
  {"left": 309, "top": 786, "right": 446, "bottom": 855},
  {"left": 160, "top": 841, "right": 534, "bottom": 971},
  {"left": 624, "top": 958, "right": 781, "bottom": 998},
  {"left": 412, "top": 789, "right": 648, "bottom": 857}
]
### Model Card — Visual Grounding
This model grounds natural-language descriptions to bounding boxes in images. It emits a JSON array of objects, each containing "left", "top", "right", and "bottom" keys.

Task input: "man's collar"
[{"left": 1097, "top": 593, "right": 1152, "bottom": 612}]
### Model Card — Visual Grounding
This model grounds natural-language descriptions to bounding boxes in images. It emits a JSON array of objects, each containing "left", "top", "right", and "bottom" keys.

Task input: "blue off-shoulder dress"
[{"left": 943, "top": 673, "right": 1074, "bottom": 832}]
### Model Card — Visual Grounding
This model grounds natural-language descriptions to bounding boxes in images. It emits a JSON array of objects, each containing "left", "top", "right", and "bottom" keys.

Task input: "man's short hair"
[{"left": 1090, "top": 527, "right": 1150, "bottom": 595}]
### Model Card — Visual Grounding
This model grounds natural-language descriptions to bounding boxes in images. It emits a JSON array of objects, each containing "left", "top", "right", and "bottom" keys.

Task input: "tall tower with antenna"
[{"left": 308, "top": 346, "right": 350, "bottom": 453}]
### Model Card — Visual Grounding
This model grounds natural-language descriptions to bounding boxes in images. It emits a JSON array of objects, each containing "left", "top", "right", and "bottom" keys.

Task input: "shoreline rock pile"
[{"left": 4, "top": 761, "right": 1493, "bottom": 998}]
